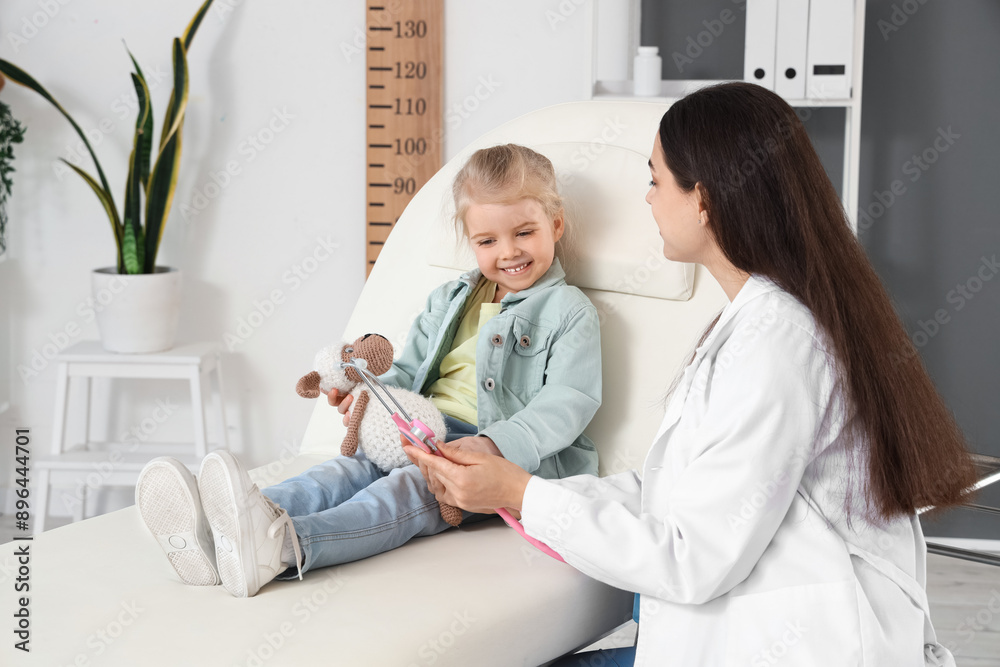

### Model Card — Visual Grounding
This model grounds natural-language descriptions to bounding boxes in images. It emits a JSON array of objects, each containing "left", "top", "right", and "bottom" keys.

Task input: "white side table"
[{"left": 34, "top": 341, "right": 229, "bottom": 534}]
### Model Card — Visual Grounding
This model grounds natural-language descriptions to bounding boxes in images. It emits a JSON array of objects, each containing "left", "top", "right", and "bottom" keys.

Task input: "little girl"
[{"left": 136, "top": 144, "right": 603, "bottom": 597}]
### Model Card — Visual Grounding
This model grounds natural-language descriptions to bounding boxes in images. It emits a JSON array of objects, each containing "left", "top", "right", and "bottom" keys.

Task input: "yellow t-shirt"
[{"left": 427, "top": 277, "right": 501, "bottom": 424}]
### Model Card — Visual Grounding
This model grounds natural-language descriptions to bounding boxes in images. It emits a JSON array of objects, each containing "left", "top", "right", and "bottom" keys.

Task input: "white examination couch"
[{"left": 0, "top": 100, "right": 726, "bottom": 666}]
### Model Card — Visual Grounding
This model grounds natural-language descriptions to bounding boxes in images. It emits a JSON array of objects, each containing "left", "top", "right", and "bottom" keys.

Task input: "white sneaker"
[
  {"left": 198, "top": 450, "right": 303, "bottom": 598},
  {"left": 135, "top": 457, "right": 220, "bottom": 586}
]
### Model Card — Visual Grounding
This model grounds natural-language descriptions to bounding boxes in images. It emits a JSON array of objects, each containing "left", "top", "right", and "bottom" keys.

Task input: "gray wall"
[{"left": 642, "top": 0, "right": 1000, "bottom": 540}]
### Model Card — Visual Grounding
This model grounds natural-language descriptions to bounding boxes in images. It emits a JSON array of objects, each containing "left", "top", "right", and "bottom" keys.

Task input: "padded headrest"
[{"left": 427, "top": 142, "right": 695, "bottom": 301}]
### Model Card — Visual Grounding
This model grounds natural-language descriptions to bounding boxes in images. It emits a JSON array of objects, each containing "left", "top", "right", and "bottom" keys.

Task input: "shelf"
[
  {"left": 593, "top": 79, "right": 858, "bottom": 107},
  {"left": 594, "top": 78, "right": 731, "bottom": 101},
  {"left": 590, "top": 0, "right": 866, "bottom": 229}
]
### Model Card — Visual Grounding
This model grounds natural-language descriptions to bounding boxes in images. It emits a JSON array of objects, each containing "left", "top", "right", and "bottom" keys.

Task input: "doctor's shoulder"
[{"left": 726, "top": 289, "right": 835, "bottom": 367}]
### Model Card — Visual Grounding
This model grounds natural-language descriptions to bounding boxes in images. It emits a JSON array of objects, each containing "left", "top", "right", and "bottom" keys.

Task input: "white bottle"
[{"left": 633, "top": 46, "right": 662, "bottom": 97}]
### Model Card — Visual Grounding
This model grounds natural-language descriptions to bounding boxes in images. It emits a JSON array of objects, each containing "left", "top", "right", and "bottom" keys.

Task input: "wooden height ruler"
[{"left": 366, "top": 0, "right": 443, "bottom": 276}]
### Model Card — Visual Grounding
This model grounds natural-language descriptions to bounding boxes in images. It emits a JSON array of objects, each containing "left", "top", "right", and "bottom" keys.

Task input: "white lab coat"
[{"left": 522, "top": 275, "right": 955, "bottom": 666}]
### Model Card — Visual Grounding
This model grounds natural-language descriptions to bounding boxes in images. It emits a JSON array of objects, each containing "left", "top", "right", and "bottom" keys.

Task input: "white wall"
[{"left": 0, "top": 0, "right": 594, "bottom": 520}]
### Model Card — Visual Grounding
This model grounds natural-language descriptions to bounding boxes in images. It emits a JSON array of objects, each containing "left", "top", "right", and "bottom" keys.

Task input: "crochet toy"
[{"left": 295, "top": 333, "right": 463, "bottom": 526}]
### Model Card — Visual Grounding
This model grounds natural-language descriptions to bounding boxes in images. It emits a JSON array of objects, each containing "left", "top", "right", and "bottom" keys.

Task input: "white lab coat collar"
[
  {"left": 697, "top": 274, "right": 783, "bottom": 354},
  {"left": 651, "top": 274, "right": 790, "bottom": 446}
]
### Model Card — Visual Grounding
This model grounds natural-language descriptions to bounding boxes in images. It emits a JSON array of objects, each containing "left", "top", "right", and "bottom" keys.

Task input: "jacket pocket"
[{"left": 503, "top": 318, "right": 553, "bottom": 403}]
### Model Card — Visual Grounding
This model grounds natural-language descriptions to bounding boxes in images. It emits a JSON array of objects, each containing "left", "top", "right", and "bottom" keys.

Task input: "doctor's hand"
[
  {"left": 320, "top": 389, "right": 354, "bottom": 427},
  {"left": 403, "top": 439, "right": 532, "bottom": 515}
]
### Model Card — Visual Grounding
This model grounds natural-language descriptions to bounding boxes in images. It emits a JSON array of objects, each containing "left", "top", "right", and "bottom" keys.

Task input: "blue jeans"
[{"left": 262, "top": 415, "right": 481, "bottom": 578}]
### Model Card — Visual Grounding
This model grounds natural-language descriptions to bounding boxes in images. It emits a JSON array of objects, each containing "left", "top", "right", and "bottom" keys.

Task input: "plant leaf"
[
  {"left": 60, "top": 159, "right": 124, "bottom": 273},
  {"left": 182, "top": 0, "right": 218, "bottom": 50},
  {"left": 122, "top": 74, "right": 147, "bottom": 274},
  {"left": 121, "top": 212, "right": 144, "bottom": 274},
  {"left": 126, "top": 48, "right": 154, "bottom": 195},
  {"left": 144, "top": 38, "right": 189, "bottom": 273},
  {"left": 0, "top": 58, "right": 121, "bottom": 238},
  {"left": 160, "top": 0, "right": 216, "bottom": 147}
]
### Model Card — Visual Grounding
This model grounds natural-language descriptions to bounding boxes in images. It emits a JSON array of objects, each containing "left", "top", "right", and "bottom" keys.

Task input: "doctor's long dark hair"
[{"left": 660, "top": 82, "right": 977, "bottom": 520}]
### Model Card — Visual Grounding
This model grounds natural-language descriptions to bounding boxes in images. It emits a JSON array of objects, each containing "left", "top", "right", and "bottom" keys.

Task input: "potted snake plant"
[
  {"left": 0, "top": 74, "right": 26, "bottom": 258},
  {"left": 0, "top": 0, "right": 216, "bottom": 353}
]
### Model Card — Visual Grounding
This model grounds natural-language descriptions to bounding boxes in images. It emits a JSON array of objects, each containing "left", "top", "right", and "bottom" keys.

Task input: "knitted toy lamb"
[{"left": 295, "top": 333, "right": 463, "bottom": 526}]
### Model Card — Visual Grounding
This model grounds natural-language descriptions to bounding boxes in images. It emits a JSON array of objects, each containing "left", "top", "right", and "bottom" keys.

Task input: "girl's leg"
[
  {"left": 442, "top": 415, "right": 478, "bottom": 442},
  {"left": 275, "top": 464, "right": 454, "bottom": 578},
  {"left": 260, "top": 454, "right": 383, "bottom": 518}
]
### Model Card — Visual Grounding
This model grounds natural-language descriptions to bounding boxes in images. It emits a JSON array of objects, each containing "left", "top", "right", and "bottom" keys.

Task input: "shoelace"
[{"left": 263, "top": 495, "right": 304, "bottom": 581}]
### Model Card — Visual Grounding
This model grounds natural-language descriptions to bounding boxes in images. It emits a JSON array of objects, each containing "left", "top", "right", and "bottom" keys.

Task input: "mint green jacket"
[{"left": 379, "top": 258, "right": 600, "bottom": 480}]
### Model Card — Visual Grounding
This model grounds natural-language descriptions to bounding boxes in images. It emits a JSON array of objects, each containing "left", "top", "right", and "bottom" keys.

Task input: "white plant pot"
[{"left": 91, "top": 266, "right": 182, "bottom": 353}]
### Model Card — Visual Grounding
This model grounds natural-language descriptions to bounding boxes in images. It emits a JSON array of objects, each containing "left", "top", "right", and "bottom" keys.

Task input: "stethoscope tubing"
[{"left": 344, "top": 358, "right": 565, "bottom": 563}]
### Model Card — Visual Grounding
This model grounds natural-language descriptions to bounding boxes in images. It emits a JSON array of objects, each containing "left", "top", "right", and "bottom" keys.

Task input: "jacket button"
[
  {"left": 491, "top": 334, "right": 503, "bottom": 347},
  {"left": 484, "top": 378, "right": 495, "bottom": 391},
  {"left": 519, "top": 335, "right": 531, "bottom": 348}
]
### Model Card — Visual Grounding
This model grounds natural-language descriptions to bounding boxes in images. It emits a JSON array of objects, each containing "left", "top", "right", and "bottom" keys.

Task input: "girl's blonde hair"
[{"left": 452, "top": 144, "right": 564, "bottom": 232}]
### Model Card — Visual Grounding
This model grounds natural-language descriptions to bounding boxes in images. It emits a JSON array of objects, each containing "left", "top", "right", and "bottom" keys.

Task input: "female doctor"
[{"left": 404, "top": 82, "right": 977, "bottom": 666}]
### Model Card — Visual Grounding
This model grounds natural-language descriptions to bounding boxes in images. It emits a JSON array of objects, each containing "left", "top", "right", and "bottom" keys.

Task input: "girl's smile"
[{"left": 464, "top": 198, "right": 564, "bottom": 302}]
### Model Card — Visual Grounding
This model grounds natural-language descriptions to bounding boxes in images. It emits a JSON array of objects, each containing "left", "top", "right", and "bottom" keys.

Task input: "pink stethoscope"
[{"left": 343, "top": 357, "right": 565, "bottom": 563}]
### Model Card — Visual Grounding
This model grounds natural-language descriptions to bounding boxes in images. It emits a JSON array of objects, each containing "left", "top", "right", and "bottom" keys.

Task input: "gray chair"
[{"left": 922, "top": 453, "right": 1000, "bottom": 567}]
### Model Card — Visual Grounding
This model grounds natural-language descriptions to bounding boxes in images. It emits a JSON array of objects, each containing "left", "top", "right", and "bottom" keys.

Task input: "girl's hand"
[
  {"left": 320, "top": 388, "right": 354, "bottom": 427},
  {"left": 403, "top": 439, "right": 532, "bottom": 514},
  {"left": 446, "top": 435, "right": 504, "bottom": 457}
]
